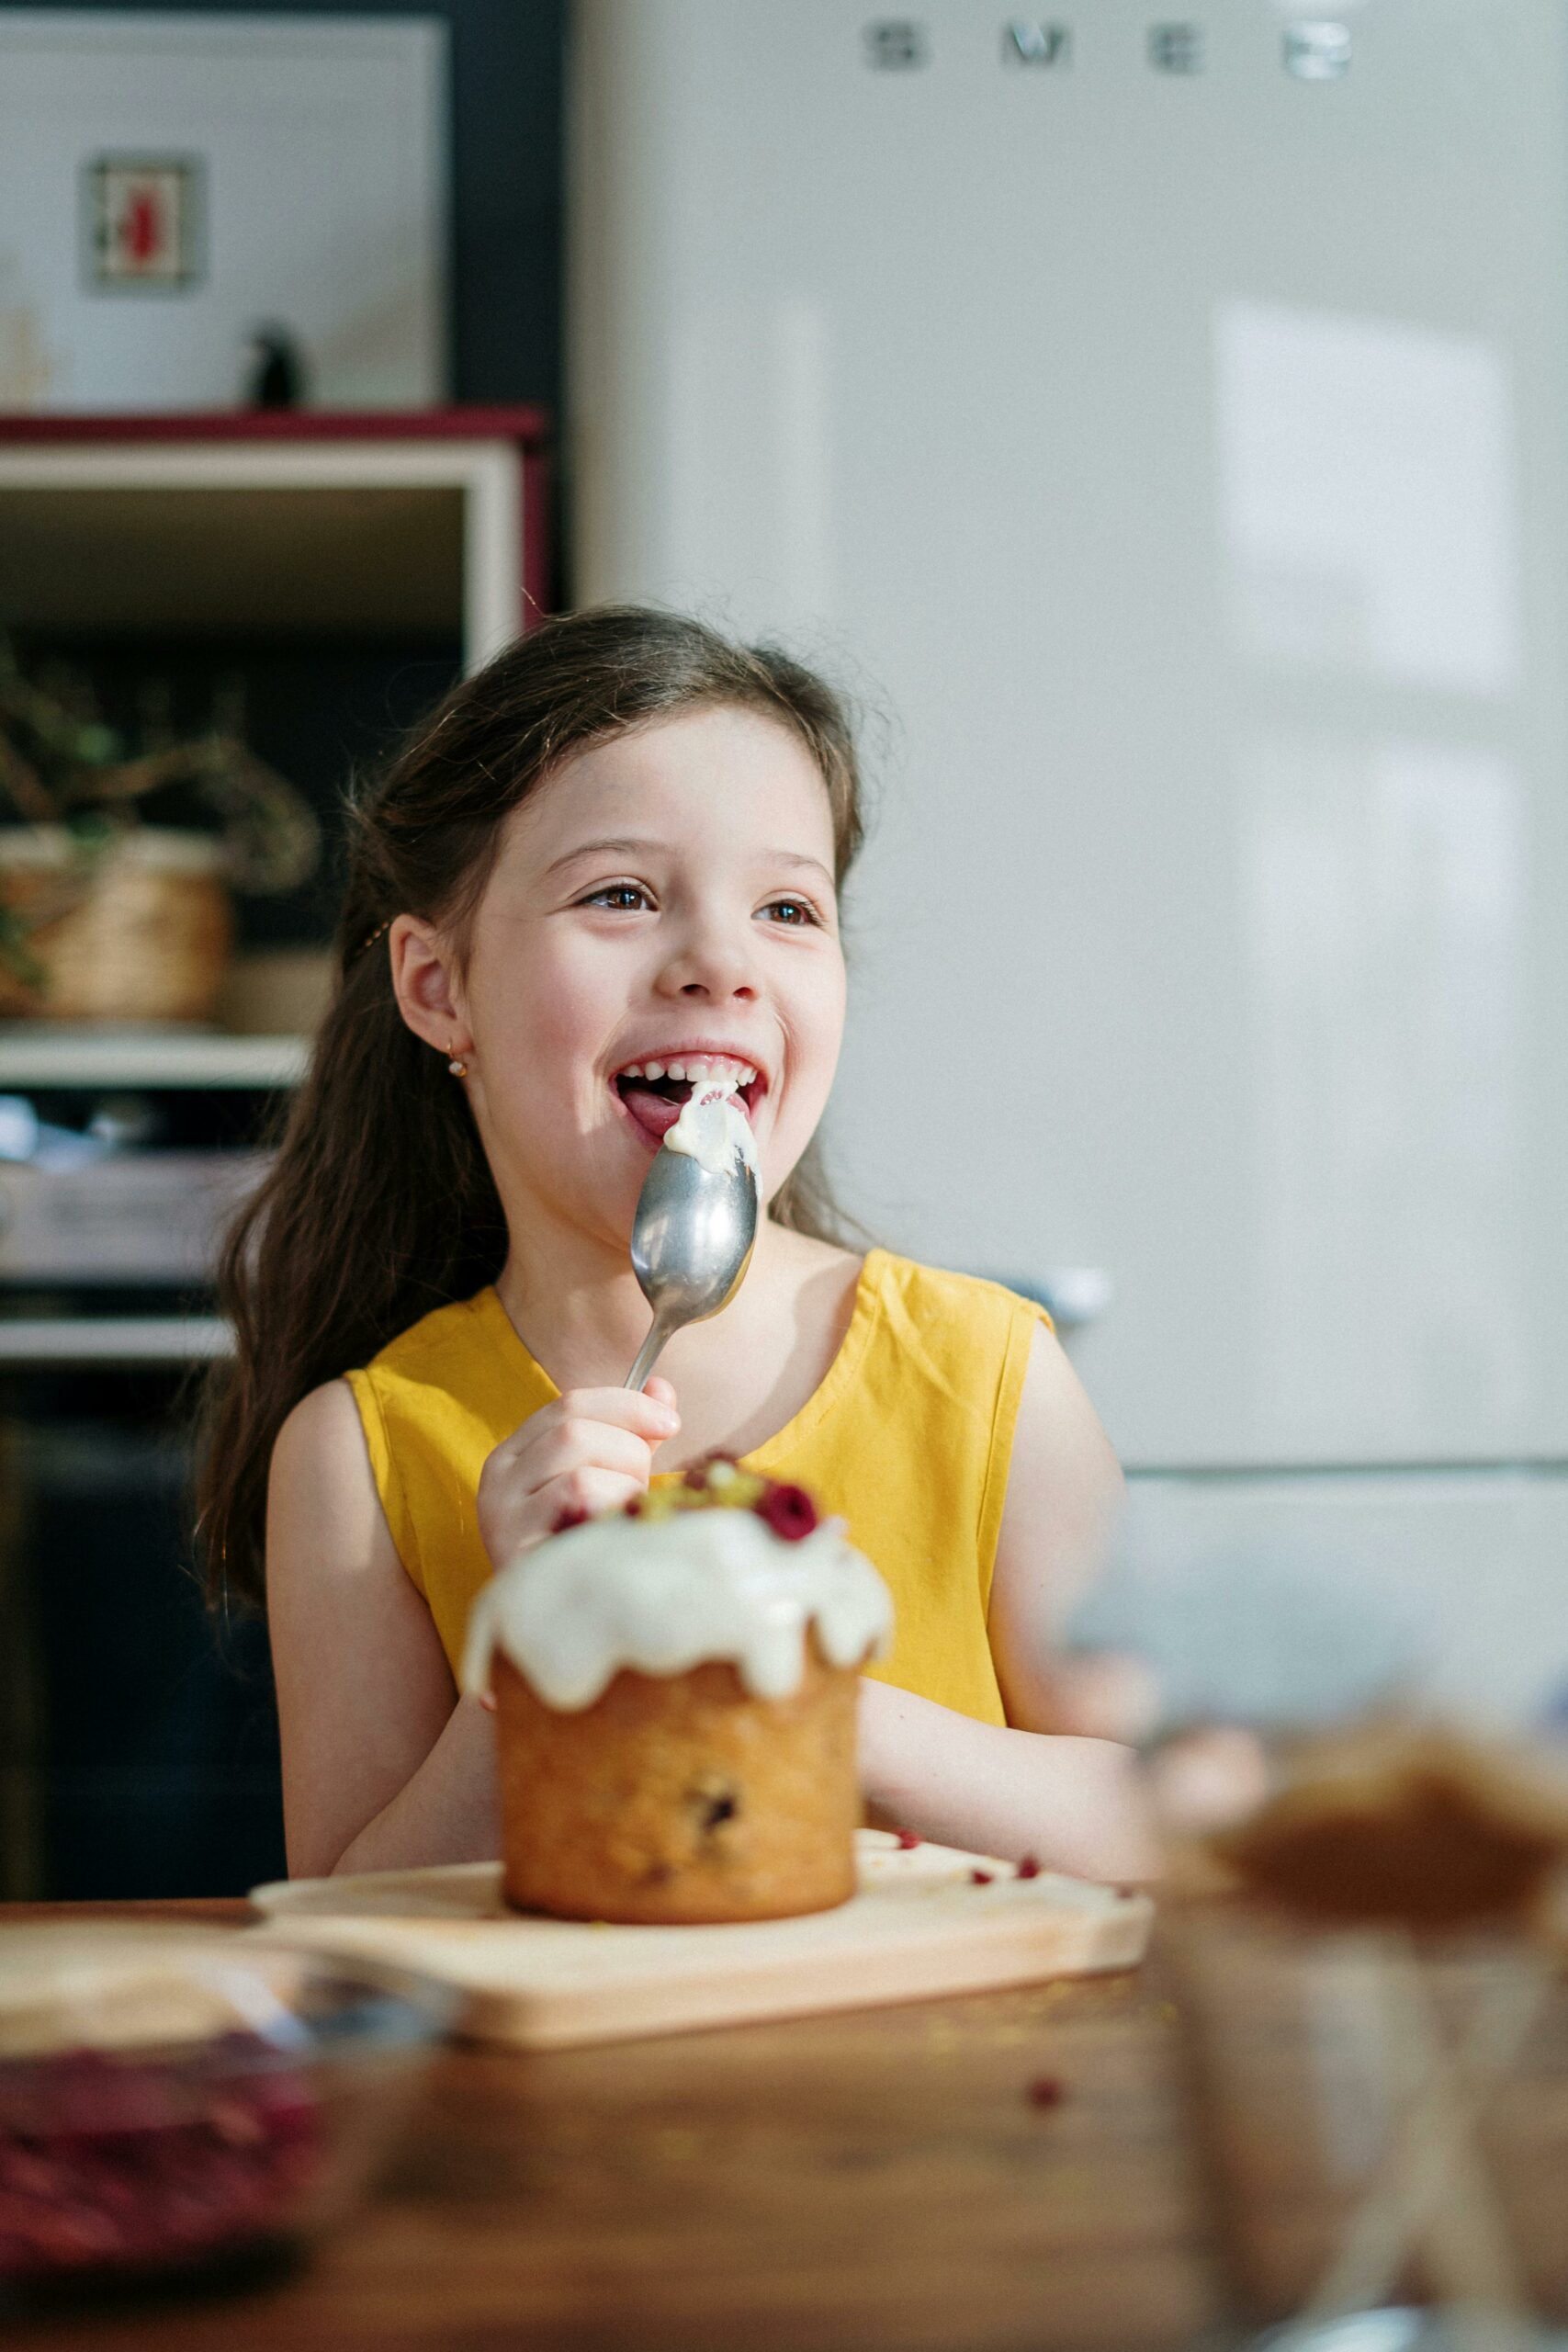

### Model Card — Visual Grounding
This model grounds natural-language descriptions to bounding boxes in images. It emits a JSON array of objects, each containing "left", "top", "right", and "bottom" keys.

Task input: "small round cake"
[{"left": 461, "top": 1464, "right": 894, "bottom": 1924}]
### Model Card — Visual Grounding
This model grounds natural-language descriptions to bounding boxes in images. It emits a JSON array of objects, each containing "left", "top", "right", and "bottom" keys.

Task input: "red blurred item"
[
  {"left": 0, "top": 2038, "right": 320, "bottom": 2283},
  {"left": 122, "top": 191, "right": 163, "bottom": 267}
]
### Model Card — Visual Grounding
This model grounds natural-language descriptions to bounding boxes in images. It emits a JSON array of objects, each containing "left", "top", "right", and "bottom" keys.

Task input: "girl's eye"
[
  {"left": 582, "top": 884, "right": 652, "bottom": 912},
  {"left": 761, "top": 898, "right": 820, "bottom": 927}
]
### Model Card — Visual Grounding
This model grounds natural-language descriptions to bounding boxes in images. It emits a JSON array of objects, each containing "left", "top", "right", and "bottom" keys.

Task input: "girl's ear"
[{"left": 389, "top": 916, "right": 472, "bottom": 1058}]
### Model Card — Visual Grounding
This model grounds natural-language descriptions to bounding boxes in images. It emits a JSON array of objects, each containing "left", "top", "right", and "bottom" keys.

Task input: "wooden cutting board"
[{"left": 249, "top": 1829, "right": 1152, "bottom": 2050}]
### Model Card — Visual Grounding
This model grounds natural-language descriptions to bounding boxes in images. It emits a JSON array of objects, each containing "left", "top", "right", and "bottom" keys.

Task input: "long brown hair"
[{"left": 195, "top": 605, "right": 869, "bottom": 1611}]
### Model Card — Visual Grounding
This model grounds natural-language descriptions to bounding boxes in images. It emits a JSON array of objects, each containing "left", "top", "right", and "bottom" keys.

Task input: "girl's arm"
[
  {"left": 852, "top": 1317, "right": 1158, "bottom": 1884},
  {"left": 856, "top": 1681, "right": 1156, "bottom": 1883},
  {"left": 267, "top": 1375, "right": 681, "bottom": 1877},
  {"left": 267, "top": 1381, "right": 499, "bottom": 1878},
  {"left": 973, "top": 1326, "right": 1269, "bottom": 1853},
  {"left": 987, "top": 1317, "right": 1129, "bottom": 1731}
]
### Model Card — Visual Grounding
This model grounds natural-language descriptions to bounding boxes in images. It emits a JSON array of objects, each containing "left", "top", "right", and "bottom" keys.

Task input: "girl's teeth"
[{"left": 616, "top": 1056, "right": 758, "bottom": 1086}]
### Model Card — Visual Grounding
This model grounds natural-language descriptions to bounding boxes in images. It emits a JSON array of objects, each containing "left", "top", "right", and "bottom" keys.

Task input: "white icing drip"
[
  {"left": 462, "top": 1506, "right": 894, "bottom": 1712},
  {"left": 662, "top": 1074, "right": 759, "bottom": 1178}
]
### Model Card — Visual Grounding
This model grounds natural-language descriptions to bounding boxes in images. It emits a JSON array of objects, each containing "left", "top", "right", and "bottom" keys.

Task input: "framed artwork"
[{"left": 84, "top": 153, "right": 206, "bottom": 293}]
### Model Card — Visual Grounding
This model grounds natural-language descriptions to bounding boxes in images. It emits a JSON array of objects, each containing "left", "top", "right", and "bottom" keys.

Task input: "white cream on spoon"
[{"left": 662, "top": 1072, "right": 759, "bottom": 1179}]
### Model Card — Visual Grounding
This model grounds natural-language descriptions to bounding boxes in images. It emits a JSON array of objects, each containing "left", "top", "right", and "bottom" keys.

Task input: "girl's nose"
[{"left": 655, "top": 922, "right": 760, "bottom": 1002}]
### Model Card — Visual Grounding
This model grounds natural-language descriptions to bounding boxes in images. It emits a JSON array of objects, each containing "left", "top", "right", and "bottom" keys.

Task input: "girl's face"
[{"left": 415, "top": 705, "right": 847, "bottom": 1255}]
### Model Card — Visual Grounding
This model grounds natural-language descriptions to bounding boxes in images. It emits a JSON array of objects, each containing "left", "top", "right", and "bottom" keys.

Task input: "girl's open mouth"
[{"left": 612, "top": 1055, "right": 762, "bottom": 1148}]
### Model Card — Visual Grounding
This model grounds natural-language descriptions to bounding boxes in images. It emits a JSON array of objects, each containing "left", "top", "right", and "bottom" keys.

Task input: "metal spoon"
[{"left": 625, "top": 1142, "right": 759, "bottom": 1391}]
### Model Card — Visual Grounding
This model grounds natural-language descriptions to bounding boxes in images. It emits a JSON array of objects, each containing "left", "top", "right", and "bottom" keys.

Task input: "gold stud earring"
[{"left": 447, "top": 1046, "right": 468, "bottom": 1079}]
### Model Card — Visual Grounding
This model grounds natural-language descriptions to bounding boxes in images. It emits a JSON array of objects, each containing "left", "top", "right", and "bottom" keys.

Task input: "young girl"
[{"left": 198, "top": 606, "right": 1169, "bottom": 1886}]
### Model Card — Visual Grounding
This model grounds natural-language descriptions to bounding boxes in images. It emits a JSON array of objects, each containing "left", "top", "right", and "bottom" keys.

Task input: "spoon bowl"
[{"left": 625, "top": 1144, "right": 759, "bottom": 1390}]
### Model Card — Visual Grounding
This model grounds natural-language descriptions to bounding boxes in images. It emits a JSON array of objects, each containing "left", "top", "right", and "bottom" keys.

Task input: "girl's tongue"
[
  {"left": 616, "top": 1071, "right": 748, "bottom": 1148},
  {"left": 619, "top": 1078, "right": 685, "bottom": 1145}
]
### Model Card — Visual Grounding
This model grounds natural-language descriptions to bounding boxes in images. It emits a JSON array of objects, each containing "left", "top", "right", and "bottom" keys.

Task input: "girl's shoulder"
[
  {"left": 811, "top": 1250, "right": 1053, "bottom": 1443},
  {"left": 866, "top": 1250, "right": 1054, "bottom": 1348},
  {"left": 769, "top": 1223, "right": 1051, "bottom": 1342},
  {"left": 345, "top": 1286, "right": 541, "bottom": 1470}
]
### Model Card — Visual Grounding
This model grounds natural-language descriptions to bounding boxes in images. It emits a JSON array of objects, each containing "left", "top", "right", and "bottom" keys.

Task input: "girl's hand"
[{"left": 476, "top": 1376, "right": 680, "bottom": 1572}]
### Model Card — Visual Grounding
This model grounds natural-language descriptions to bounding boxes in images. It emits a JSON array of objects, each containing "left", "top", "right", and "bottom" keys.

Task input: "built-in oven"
[{"left": 0, "top": 1030, "right": 296, "bottom": 1898}]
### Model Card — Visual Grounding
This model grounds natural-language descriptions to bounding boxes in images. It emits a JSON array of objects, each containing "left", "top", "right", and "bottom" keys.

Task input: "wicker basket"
[{"left": 0, "top": 826, "right": 233, "bottom": 1023}]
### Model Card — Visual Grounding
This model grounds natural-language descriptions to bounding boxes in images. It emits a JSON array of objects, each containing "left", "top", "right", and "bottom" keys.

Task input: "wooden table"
[{"left": 3, "top": 1898, "right": 1224, "bottom": 2352}]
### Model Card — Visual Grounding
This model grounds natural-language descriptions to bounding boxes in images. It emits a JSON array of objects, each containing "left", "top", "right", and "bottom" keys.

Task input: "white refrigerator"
[{"left": 568, "top": 0, "right": 1568, "bottom": 1728}]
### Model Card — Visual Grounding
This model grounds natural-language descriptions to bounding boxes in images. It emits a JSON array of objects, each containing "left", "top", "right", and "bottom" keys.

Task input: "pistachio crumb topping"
[{"left": 621, "top": 1455, "right": 817, "bottom": 1541}]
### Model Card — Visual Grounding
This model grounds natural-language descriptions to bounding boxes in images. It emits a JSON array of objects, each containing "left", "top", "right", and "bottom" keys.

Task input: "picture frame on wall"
[{"left": 83, "top": 153, "right": 207, "bottom": 293}]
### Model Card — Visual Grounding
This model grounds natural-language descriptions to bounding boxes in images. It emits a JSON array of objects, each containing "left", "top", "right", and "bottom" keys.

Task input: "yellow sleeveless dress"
[{"left": 344, "top": 1249, "right": 1049, "bottom": 1727}]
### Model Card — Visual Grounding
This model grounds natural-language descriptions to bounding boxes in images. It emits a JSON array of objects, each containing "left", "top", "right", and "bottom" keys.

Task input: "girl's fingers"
[
  {"left": 496, "top": 1385, "right": 678, "bottom": 1461},
  {"left": 559, "top": 1385, "right": 680, "bottom": 1434},
  {"left": 1147, "top": 1727, "right": 1271, "bottom": 1838},
  {"left": 533, "top": 1466, "right": 646, "bottom": 1530},
  {"left": 533, "top": 1415, "right": 663, "bottom": 1484},
  {"left": 479, "top": 1385, "right": 685, "bottom": 1578}
]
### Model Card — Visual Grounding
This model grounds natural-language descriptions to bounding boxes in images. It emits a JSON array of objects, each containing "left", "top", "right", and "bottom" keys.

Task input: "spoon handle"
[{"left": 626, "top": 1313, "right": 676, "bottom": 1393}]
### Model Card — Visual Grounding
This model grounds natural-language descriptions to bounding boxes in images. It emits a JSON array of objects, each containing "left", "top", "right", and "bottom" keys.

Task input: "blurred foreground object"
[
  {"left": 1212, "top": 1723, "right": 1568, "bottom": 1933},
  {"left": 0, "top": 1926, "right": 452, "bottom": 2303},
  {"left": 1167, "top": 1722, "right": 1568, "bottom": 2346}
]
